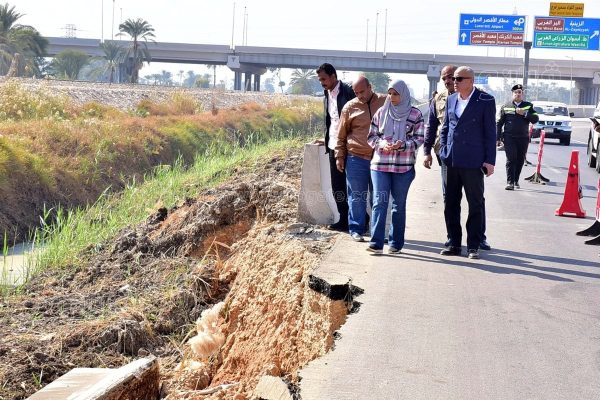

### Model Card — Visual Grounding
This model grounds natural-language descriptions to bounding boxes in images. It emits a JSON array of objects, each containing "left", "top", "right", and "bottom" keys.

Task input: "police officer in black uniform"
[{"left": 496, "top": 84, "right": 539, "bottom": 190}]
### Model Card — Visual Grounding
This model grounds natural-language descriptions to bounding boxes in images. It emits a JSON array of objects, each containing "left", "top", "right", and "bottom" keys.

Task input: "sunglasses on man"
[{"left": 452, "top": 76, "right": 472, "bottom": 82}]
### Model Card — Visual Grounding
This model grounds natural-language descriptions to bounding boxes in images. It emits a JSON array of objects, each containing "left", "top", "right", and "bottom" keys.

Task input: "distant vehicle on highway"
[
  {"left": 530, "top": 101, "right": 574, "bottom": 146},
  {"left": 587, "top": 101, "right": 600, "bottom": 173}
]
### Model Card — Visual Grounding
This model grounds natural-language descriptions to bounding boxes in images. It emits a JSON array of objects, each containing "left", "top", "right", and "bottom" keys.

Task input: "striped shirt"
[{"left": 367, "top": 106, "right": 424, "bottom": 173}]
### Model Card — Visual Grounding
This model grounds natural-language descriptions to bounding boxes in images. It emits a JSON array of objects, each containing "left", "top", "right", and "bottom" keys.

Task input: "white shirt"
[
  {"left": 455, "top": 87, "right": 475, "bottom": 118},
  {"left": 327, "top": 81, "right": 341, "bottom": 150}
]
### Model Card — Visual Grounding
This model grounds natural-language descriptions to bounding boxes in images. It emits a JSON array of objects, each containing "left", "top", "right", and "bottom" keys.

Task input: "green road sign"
[{"left": 535, "top": 33, "right": 589, "bottom": 48}]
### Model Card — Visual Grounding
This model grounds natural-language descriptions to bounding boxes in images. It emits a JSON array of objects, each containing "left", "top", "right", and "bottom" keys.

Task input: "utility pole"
[
  {"left": 366, "top": 18, "right": 369, "bottom": 51},
  {"left": 231, "top": 2, "right": 236, "bottom": 50},
  {"left": 566, "top": 56, "right": 573, "bottom": 105},
  {"left": 383, "top": 9, "right": 387, "bottom": 56},
  {"left": 374, "top": 12, "right": 379, "bottom": 52},
  {"left": 111, "top": 0, "right": 115, "bottom": 40},
  {"left": 242, "top": 6, "right": 246, "bottom": 45},
  {"left": 244, "top": 8, "right": 248, "bottom": 45},
  {"left": 522, "top": 41, "right": 532, "bottom": 92}
]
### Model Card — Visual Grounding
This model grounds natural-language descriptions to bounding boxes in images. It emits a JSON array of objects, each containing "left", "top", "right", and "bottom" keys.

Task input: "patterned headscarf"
[{"left": 379, "top": 79, "right": 412, "bottom": 142}]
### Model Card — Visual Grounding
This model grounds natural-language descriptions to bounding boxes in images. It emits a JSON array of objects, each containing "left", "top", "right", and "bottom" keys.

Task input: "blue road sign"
[
  {"left": 459, "top": 13, "right": 526, "bottom": 47},
  {"left": 474, "top": 76, "right": 489, "bottom": 85},
  {"left": 533, "top": 16, "right": 600, "bottom": 50}
]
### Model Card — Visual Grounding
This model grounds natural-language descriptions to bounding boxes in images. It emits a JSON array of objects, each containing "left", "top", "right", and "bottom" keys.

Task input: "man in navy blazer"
[{"left": 439, "top": 66, "right": 496, "bottom": 260}]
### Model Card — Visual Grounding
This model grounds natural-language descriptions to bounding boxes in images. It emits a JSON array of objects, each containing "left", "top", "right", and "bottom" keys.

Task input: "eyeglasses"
[{"left": 452, "top": 76, "right": 472, "bottom": 82}]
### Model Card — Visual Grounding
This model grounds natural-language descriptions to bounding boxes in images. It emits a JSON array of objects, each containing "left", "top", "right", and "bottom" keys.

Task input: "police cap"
[{"left": 511, "top": 84, "right": 523, "bottom": 92}]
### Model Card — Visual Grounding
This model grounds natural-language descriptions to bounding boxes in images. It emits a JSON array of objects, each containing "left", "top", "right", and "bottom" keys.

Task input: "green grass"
[{"left": 31, "top": 128, "right": 315, "bottom": 274}]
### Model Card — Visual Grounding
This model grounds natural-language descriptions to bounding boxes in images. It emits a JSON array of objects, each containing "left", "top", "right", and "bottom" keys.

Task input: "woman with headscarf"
[{"left": 366, "top": 80, "right": 424, "bottom": 254}]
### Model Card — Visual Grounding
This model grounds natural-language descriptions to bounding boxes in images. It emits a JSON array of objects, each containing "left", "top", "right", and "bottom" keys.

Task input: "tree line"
[{"left": 0, "top": 3, "right": 155, "bottom": 83}]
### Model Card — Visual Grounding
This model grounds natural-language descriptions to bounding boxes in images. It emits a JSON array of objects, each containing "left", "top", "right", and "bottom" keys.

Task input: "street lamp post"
[
  {"left": 365, "top": 18, "right": 369, "bottom": 51},
  {"left": 566, "top": 56, "right": 573, "bottom": 105},
  {"left": 111, "top": 0, "right": 115, "bottom": 40},
  {"left": 374, "top": 12, "right": 379, "bottom": 52}
]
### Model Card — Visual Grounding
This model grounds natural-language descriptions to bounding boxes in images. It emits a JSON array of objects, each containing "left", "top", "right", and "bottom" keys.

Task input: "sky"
[{"left": 16, "top": 0, "right": 600, "bottom": 97}]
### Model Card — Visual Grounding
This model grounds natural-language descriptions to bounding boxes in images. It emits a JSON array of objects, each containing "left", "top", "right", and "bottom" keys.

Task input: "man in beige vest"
[{"left": 335, "top": 76, "right": 386, "bottom": 242}]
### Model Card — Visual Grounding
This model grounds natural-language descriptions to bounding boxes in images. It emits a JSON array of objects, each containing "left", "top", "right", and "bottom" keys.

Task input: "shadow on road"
[{"left": 403, "top": 240, "right": 600, "bottom": 282}]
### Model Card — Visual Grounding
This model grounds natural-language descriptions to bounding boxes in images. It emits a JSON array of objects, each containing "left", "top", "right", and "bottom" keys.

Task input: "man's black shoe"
[
  {"left": 440, "top": 246, "right": 462, "bottom": 256},
  {"left": 479, "top": 240, "right": 491, "bottom": 251},
  {"left": 327, "top": 221, "right": 348, "bottom": 232},
  {"left": 467, "top": 249, "right": 480, "bottom": 259},
  {"left": 444, "top": 238, "right": 452, "bottom": 247}
]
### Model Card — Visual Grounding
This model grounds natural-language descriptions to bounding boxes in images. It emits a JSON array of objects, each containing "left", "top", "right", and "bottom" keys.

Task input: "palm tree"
[
  {"left": 0, "top": 3, "right": 47, "bottom": 76},
  {"left": 160, "top": 69, "right": 172, "bottom": 85},
  {"left": 50, "top": 49, "right": 89, "bottom": 80},
  {"left": 100, "top": 41, "right": 124, "bottom": 83},
  {"left": 289, "top": 68, "right": 318, "bottom": 95},
  {"left": 183, "top": 70, "right": 196, "bottom": 87},
  {"left": 205, "top": 64, "right": 217, "bottom": 87},
  {"left": 118, "top": 18, "right": 155, "bottom": 83}
]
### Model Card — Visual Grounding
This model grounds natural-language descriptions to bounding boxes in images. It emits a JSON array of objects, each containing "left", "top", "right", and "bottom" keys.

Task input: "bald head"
[
  {"left": 453, "top": 66, "right": 475, "bottom": 96},
  {"left": 440, "top": 65, "right": 457, "bottom": 92},
  {"left": 352, "top": 76, "right": 374, "bottom": 103}
]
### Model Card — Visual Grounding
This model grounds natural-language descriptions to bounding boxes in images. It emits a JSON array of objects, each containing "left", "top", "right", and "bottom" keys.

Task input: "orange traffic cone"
[{"left": 555, "top": 150, "right": 586, "bottom": 218}]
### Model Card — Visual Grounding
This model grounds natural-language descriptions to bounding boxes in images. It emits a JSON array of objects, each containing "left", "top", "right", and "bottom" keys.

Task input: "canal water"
[{"left": 1, "top": 242, "right": 37, "bottom": 286}]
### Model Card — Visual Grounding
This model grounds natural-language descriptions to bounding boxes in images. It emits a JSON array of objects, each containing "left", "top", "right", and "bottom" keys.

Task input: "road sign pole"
[{"left": 523, "top": 41, "right": 532, "bottom": 90}]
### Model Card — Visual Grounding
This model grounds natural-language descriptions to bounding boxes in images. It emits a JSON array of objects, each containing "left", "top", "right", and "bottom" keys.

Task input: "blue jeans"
[
  {"left": 370, "top": 168, "right": 415, "bottom": 250},
  {"left": 346, "top": 155, "right": 371, "bottom": 235}
]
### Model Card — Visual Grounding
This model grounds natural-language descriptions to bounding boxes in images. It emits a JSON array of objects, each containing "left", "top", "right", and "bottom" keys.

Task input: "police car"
[{"left": 529, "top": 101, "right": 574, "bottom": 146}]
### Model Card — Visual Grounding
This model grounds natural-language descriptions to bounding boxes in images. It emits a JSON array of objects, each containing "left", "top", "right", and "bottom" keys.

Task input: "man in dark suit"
[
  {"left": 315, "top": 63, "right": 356, "bottom": 231},
  {"left": 439, "top": 66, "right": 496, "bottom": 259}
]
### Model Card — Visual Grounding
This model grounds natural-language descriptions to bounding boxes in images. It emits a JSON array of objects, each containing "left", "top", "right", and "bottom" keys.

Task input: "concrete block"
[
  {"left": 297, "top": 144, "right": 339, "bottom": 225},
  {"left": 27, "top": 356, "right": 159, "bottom": 400},
  {"left": 253, "top": 375, "right": 294, "bottom": 400}
]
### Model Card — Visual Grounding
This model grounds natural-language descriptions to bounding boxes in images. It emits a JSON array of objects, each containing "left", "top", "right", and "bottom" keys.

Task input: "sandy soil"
[{"left": 0, "top": 148, "right": 352, "bottom": 399}]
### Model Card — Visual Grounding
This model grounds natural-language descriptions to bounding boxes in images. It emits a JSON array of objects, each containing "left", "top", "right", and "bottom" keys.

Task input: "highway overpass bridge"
[{"left": 46, "top": 37, "right": 600, "bottom": 104}]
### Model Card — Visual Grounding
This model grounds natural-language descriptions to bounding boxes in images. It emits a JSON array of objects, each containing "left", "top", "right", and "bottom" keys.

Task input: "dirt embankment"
[{"left": 0, "top": 149, "right": 354, "bottom": 399}]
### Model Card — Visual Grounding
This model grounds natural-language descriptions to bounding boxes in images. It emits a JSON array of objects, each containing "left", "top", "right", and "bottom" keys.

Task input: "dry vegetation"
[{"left": 0, "top": 80, "right": 320, "bottom": 242}]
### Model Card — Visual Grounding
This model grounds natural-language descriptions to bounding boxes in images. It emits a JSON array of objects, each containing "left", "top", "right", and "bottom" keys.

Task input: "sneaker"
[
  {"left": 366, "top": 244, "right": 383, "bottom": 254},
  {"left": 350, "top": 232, "right": 364, "bottom": 242},
  {"left": 467, "top": 249, "right": 480, "bottom": 259},
  {"left": 388, "top": 247, "right": 401, "bottom": 254},
  {"left": 514, "top": 182, "right": 520, "bottom": 189},
  {"left": 440, "top": 246, "right": 462, "bottom": 256},
  {"left": 479, "top": 240, "right": 491, "bottom": 251},
  {"left": 505, "top": 184, "right": 514, "bottom": 190}
]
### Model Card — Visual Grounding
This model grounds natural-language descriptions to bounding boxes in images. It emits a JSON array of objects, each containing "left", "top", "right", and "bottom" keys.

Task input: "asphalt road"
[{"left": 299, "top": 120, "right": 600, "bottom": 400}]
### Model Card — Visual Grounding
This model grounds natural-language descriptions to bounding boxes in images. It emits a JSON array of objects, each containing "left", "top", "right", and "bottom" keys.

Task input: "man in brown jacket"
[{"left": 335, "top": 76, "right": 386, "bottom": 242}]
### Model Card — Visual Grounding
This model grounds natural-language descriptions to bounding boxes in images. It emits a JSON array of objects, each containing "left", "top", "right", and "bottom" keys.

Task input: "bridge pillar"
[
  {"left": 428, "top": 77, "right": 438, "bottom": 98},
  {"left": 575, "top": 78, "right": 599, "bottom": 106},
  {"left": 253, "top": 74, "right": 261, "bottom": 91},
  {"left": 244, "top": 72, "right": 252, "bottom": 91},
  {"left": 234, "top": 71, "right": 242, "bottom": 90}
]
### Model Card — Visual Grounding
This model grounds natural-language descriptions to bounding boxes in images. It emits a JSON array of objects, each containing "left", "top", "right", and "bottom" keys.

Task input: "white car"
[
  {"left": 530, "top": 101, "right": 573, "bottom": 146},
  {"left": 587, "top": 101, "right": 600, "bottom": 173}
]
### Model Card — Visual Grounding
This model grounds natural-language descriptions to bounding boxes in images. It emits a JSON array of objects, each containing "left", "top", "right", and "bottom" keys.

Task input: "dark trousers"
[
  {"left": 328, "top": 151, "right": 348, "bottom": 225},
  {"left": 504, "top": 135, "right": 529, "bottom": 184},
  {"left": 444, "top": 166, "right": 485, "bottom": 250}
]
